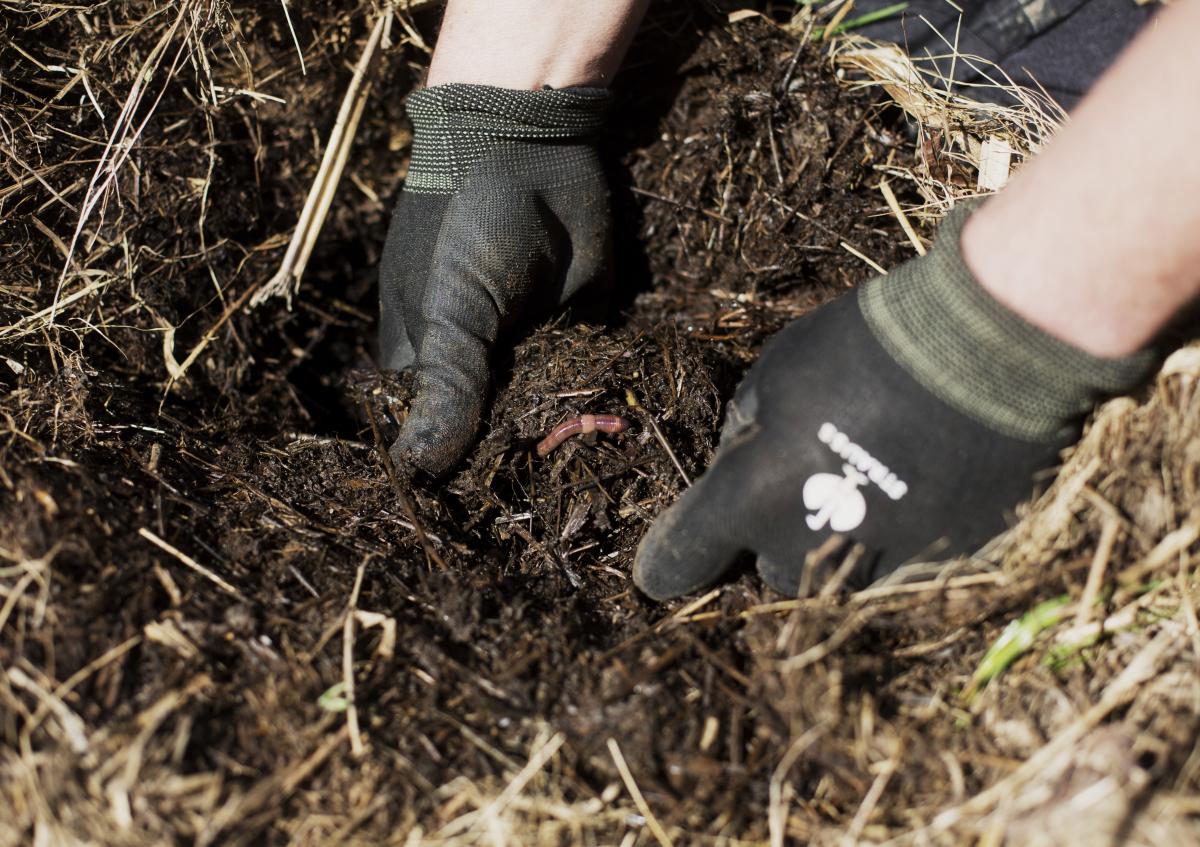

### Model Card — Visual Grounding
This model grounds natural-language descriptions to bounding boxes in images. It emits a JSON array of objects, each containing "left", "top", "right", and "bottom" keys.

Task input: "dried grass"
[{"left": 831, "top": 32, "right": 1065, "bottom": 217}]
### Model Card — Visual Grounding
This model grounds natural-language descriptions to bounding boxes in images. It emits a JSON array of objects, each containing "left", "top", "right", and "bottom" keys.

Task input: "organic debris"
[{"left": 2, "top": 2, "right": 1199, "bottom": 845}]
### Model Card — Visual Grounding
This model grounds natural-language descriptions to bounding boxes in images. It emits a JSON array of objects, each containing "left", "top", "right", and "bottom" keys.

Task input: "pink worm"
[{"left": 536, "top": 414, "right": 630, "bottom": 457}]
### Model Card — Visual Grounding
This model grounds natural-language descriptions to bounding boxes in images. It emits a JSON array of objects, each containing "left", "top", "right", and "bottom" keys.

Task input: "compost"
[{"left": 3, "top": 2, "right": 1199, "bottom": 845}]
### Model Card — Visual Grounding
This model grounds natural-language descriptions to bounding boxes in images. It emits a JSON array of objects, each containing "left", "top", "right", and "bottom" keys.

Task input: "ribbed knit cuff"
[
  {"left": 859, "top": 202, "right": 1157, "bottom": 441},
  {"left": 404, "top": 84, "right": 610, "bottom": 194}
]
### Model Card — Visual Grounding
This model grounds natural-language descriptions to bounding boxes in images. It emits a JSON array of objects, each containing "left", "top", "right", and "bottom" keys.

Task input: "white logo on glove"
[
  {"left": 803, "top": 423, "right": 910, "bottom": 533},
  {"left": 816, "top": 422, "right": 908, "bottom": 501},
  {"left": 803, "top": 464, "right": 868, "bottom": 531}
]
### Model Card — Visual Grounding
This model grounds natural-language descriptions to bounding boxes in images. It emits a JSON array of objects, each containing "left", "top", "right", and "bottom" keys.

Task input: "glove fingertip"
[
  {"left": 633, "top": 490, "right": 742, "bottom": 602},
  {"left": 755, "top": 553, "right": 803, "bottom": 598},
  {"left": 391, "top": 412, "right": 475, "bottom": 478},
  {"left": 632, "top": 513, "right": 694, "bottom": 602}
]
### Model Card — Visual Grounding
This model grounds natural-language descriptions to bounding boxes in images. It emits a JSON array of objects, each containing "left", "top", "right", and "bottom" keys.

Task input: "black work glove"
[
  {"left": 634, "top": 204, "right": 1157, "bottom": 600},
  {"left": 378, "top": 84, "right": 612, "bottom": 475}
]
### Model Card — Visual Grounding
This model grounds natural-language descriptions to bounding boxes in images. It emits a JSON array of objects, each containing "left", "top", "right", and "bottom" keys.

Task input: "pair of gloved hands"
[{"left": 377, "top": 84, "right": 1153, "bottom": 599}]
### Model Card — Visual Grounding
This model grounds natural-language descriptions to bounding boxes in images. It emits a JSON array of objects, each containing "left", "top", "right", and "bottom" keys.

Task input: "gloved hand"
[
  {"left": 634, "top": 204, "right": 1156, "bottom": 600},
  {"left": 378, "top": 84, "right": 612, "bottom": 475}
]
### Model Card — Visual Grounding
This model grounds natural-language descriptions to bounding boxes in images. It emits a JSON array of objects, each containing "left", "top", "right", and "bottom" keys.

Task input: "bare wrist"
[{"left": 425, "top": 0, "right": 648, "bottom": 90}]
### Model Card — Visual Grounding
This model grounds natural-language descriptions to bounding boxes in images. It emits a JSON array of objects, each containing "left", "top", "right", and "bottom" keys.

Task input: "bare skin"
[
  {"left": 962, "top": 0, "right": 1200, "bottom": 358},
  {"left": 425, "top": 0, "right": 650, "bottom": 89},
  {"left": 425, "top": 0, "right": 1196, "bottom": 359}
]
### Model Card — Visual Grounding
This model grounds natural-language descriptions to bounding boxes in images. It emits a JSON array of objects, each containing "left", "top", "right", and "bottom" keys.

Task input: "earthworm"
[{"left": 536, "top": 414, "right": 630, "bottom": 457}]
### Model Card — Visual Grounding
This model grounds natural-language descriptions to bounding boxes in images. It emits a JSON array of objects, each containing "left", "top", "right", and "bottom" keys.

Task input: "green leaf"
[
  {"left": 318, "top": 681, "right": 350, "bottom": 712},
  {"left": 964, "top": 594, "right": 1070, "bottom": 701}
]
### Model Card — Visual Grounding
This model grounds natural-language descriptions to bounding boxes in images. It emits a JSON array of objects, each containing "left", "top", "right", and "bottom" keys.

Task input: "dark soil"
[{"left": 9, "top": 2, "right": 1195, "bottom": 845}]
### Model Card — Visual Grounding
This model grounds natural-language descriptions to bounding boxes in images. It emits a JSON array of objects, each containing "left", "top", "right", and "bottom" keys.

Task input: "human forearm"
[
  {"left": 425, "top": 0, "right": 650, "bottom": 89},
  {"left": 962, "top": 0, "right": 1200, "bottom": 358},
  {"left": 381, "top": 2, "right": 634, "bottom": 474}
]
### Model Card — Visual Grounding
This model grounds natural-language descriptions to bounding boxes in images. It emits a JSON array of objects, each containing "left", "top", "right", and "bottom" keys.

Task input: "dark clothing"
[{"left": 856, "top": 0, "right": 1156, "bottom": 108}]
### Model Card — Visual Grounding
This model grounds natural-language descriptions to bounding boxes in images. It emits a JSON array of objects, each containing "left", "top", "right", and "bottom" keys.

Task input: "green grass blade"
[
  {"left": 318, "top": 681, "right": 350, "bottom": 712},
  {"left": 964, "top": 594, "right": 1070, "bottom": 701},
  {"left": 810, "top": 2, "right": 909, "bottom": 39}
]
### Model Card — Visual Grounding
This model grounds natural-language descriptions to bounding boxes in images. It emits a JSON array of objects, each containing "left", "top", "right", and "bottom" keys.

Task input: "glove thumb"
[
  {"left": 391, "top": 318, "right": 492, "bottom": 476},
  {"left": 390, "top": 247, "right": 504, "bottom": 476}
]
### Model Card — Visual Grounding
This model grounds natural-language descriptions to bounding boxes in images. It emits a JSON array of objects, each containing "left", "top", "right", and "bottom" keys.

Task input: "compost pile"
[{"left": 2, "top": 1, "right": 1199, "bottom": 845}]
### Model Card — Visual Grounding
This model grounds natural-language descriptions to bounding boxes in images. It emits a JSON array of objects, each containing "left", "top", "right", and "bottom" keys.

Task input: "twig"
[
  {"left": 779, "top": 40, "right": 807, "bottom": 94},
  {"left": 823, "top": 0, "right": 857, "bottom": 42},
  {"left": 138, "top": 527, "right": 246, "bottom": 600},
  {"left": 0, "top": 545, "right": 55, "bottom": 639},
  {"left": 253, "top": 8, "right": 391, "bottom": 307},
  {"left": 1053, "top": 581, "right": 1169, "bottom": 649},
  {"left": 363, "top": 402, "right": 447, "bottom": 571},
  {"left": 1117, "top": 522, "right": 1200, "bottom": 592},
  {"left": 823, "top": 110, "right": 870, "bottom": 177},
  {"left": 0, "top": 274, "right": 113, "bottom": 340},
  {"left": 681, "top": 631, "right": 753, "bottom": 689},
  {"left": 629, "top": 401, "right": 690, "bottom": 486},
  {"left": 672, "top": 587, "right": 722, "bottom": 621},
  {"left": 279, "top": 0, "right": 306, "bottom": 75},
  {"left": 162, "top": 279, "right": 258, "bottom": 392},
  {"left": 798, "top": 535, "right": 846, "bottom": 598},
  {"left": 629, "top": 186, "right": 734, "bottom": 224},
  {"left": 1178, "top": 545, "right": 1200, "bottom": 666},
  {"left": 442, "top": 732, "right": 566, "bottom": 837},
  {"left": 766, "top": 112, "right": 785, "bottom": 187},
  {"left": 779, "top": 608, "right": 871, "bottom": 673},
  {"left": 770, "top": 723, "right": 828, "bottom": 847},
  {"left": 879, "top": 180, "right": 927, "bottom": 255},
  {"left": 21, "top": 634, "right": 141, "bottom": 744},
  {"left": 842, "top": 756, "right": 897, "bottom": 846},
  {"left": 648, "top": 415, "right": 696, "bottom": 482},
  {"left": 1074, "top": 517, "right": 1119, "bottom": 631},
  {"left": 607, "top": 737, "right": 675, "bottom": 847},
  {"left": 596, "top": 589, "right": 722, "bottom": 662},
  {"left": 840, "top": 240, "right": 888, "bottom": 275},
  {"left": 6, "top": 666, "right": 89, "bottom": 754},
  {"left": 818, "top": 542, "right": 865, "bottom": 598},
  {"left": 852, "top": 570, "right": 1008, "bottom": 602},
  {"left": 343, "top": 555, "right": 369, "bottom": 757}
]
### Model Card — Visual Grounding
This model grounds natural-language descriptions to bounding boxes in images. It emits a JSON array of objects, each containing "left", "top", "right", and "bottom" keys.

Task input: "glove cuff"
[
  {"left": 404, "top": 83, "right": 610, "bottom": 194},
  {"left": 859, "top": 201, "right": 1158, "bottom": 441}
]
